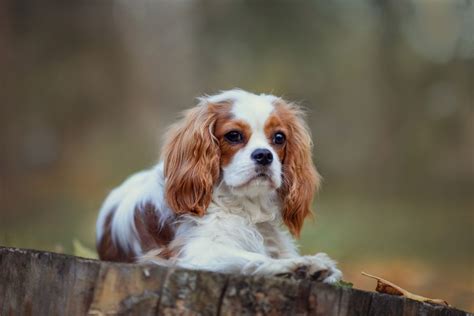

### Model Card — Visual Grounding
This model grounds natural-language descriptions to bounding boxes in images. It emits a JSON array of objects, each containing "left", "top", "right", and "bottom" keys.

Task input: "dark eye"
[
  {"left": 225, "top": 131, "right": 244, "bottom": 144},
  {"left": 273, "top": 132, "right": 286, "bottom": 145}
]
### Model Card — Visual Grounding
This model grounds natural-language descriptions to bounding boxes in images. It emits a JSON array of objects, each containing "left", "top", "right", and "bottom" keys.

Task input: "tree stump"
[{"left": 0, "top": 247, "right": 470, "bottom": 315}]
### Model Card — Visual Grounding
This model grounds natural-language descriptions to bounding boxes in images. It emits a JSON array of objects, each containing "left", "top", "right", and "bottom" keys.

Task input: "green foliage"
[
  {"left": 334, "top": 280, "right": 354, "bottom": 289},
  {"left": 73, "top": 239, "right": 98, "bottom": 260}
]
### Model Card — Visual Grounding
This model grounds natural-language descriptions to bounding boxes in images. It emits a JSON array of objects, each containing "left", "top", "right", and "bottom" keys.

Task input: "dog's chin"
[{"left": 226, "top": 174, "right": 279, "bottom": 197}]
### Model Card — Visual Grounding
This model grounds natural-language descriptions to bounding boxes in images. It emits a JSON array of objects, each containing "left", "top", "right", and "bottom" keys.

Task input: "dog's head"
[{"left": 162, "top": 89, "right": 320, "bottom": 236}]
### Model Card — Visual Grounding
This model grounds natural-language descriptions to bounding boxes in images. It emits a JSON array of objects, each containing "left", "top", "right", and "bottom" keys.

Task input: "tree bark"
[{"left": 0, "top": 247, "right": 470, "bottom": 316}]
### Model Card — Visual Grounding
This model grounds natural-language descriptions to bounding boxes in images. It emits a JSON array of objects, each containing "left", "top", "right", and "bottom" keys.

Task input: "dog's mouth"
[
  {"left": 252, "top": 168, "right": 273, "bottom": 181},
  {"left": 231, "top": 171, "right": 275, "bottom": 190},
  {"left": 248, "top": 172, "right": 275, "bottom": 186}
]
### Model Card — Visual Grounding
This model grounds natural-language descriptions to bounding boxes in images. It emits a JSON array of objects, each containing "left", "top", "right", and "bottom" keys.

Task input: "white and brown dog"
[{"left": 96, "top": 89, "right": 342, "bottom": 283}]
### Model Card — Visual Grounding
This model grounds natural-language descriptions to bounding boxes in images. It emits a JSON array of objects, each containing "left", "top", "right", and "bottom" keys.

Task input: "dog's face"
[
  {"left": 214, "top": 94, "right": 285, "bottom": 197},
  {"left": 163, "top": 90, "right": 320, "bottom": 236}
]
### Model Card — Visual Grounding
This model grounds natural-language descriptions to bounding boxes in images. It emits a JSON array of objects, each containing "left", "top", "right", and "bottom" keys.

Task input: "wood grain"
[{"left": 0, "top": 247, "right": 471, "bottom": 316}]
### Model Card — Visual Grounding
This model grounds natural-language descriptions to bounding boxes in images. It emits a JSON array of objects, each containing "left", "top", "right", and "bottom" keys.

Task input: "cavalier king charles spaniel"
[{"left": 96, "top": 89, "right": 342, "bottom": 283}]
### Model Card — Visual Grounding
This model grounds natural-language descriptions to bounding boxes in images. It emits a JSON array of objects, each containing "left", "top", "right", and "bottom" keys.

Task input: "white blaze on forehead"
[
  {"left": 232, "top": 95, "right": 275, "bottom": 130},
  {"left": 205, "top": 89, "right": 278, "bottom": 130}
]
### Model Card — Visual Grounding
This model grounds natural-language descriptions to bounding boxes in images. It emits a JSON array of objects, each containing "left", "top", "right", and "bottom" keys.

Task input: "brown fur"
[
  {"left": 271, "top": 101, "right": 321, "bottom": 237},
  {"left": 97, "top": 208, "right": 134, "bottom": 262},
  {"left": 162, "top": 102, "right": 231, "bottom": 216},
  {"left": 264, "top": 112, "right": 289, "bottom": 162},
  {"left": 97, "top": 204, "right": 175, "bottom": 262},
  {"left": 215, "top": 119, "right": 252, "bottom": 167},
  {"left": 134, "top": 203, "right": 175, "bottom": 252}
]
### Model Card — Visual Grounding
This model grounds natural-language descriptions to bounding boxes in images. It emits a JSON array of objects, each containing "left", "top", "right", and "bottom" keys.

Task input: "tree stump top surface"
[{"left": 0, "top": 246, "right": 471, "bottom": 316}]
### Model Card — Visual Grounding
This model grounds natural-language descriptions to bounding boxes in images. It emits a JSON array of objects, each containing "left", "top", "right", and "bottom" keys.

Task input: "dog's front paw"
[
  {"left": 305, "top": 253, "right": 343, "bottom": 284},
  {"left": 241, "top": 255, "right": 342, "bottom": 283},
  {"left": 243, "top": 259, "right": 310, "bottom": 279}
]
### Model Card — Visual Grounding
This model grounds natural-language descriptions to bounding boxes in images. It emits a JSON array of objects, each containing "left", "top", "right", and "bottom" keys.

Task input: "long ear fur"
[
  {"left": 278, "top": 104, "right": 321, "bottom": 237},
  {"left": 162, "top": 104, "right": 220, "bottom": 216}
]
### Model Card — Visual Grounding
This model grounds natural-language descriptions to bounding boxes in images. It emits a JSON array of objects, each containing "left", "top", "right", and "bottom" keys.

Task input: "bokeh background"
[{"left": 0, "top": 0, "right": 473, "bottom": 311}]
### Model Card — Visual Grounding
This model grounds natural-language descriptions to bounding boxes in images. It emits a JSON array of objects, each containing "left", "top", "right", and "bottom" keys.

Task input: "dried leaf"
[{"left": 362, "top": 272, "right": 450, "bottom": 307}]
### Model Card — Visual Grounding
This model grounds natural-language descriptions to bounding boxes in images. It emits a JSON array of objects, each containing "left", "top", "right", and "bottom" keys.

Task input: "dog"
[{"left": 96, "top": 89, "right": 342, "bottom": 283}]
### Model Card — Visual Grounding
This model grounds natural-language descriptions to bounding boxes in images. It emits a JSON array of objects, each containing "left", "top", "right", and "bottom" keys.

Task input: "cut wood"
[{"left": 0, "top": 247, "right": 471, "bottom": 315}]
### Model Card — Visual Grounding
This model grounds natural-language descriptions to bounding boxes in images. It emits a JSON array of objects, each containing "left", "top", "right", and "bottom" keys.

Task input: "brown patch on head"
[
  {"left": 264, "top": 109, "right": 291, "bottom": 162},
  {"left": 269, "top": 100, "right": 321, "bottom": 237},
  {"left": 215, "top": 118, "right": 252, "bottom": 167}
]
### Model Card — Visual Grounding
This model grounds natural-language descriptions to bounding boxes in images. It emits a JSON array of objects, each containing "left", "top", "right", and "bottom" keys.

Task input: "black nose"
[{"left": 251, "top": 149, "right": 274, "bottom": 166}]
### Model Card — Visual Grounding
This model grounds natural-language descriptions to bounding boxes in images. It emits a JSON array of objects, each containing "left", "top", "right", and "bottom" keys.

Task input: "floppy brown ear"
[
  {"left": 162, "top": 104, "right": 220, "bottom": 216},
  {"left": 278, "top": 104, "right": 321, "bottom": 237}
]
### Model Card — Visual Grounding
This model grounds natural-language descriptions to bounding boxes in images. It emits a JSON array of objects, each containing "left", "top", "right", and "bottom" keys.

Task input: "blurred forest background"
[{"left": 0, "top": 0, "right": 473, "bottom": 311}]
